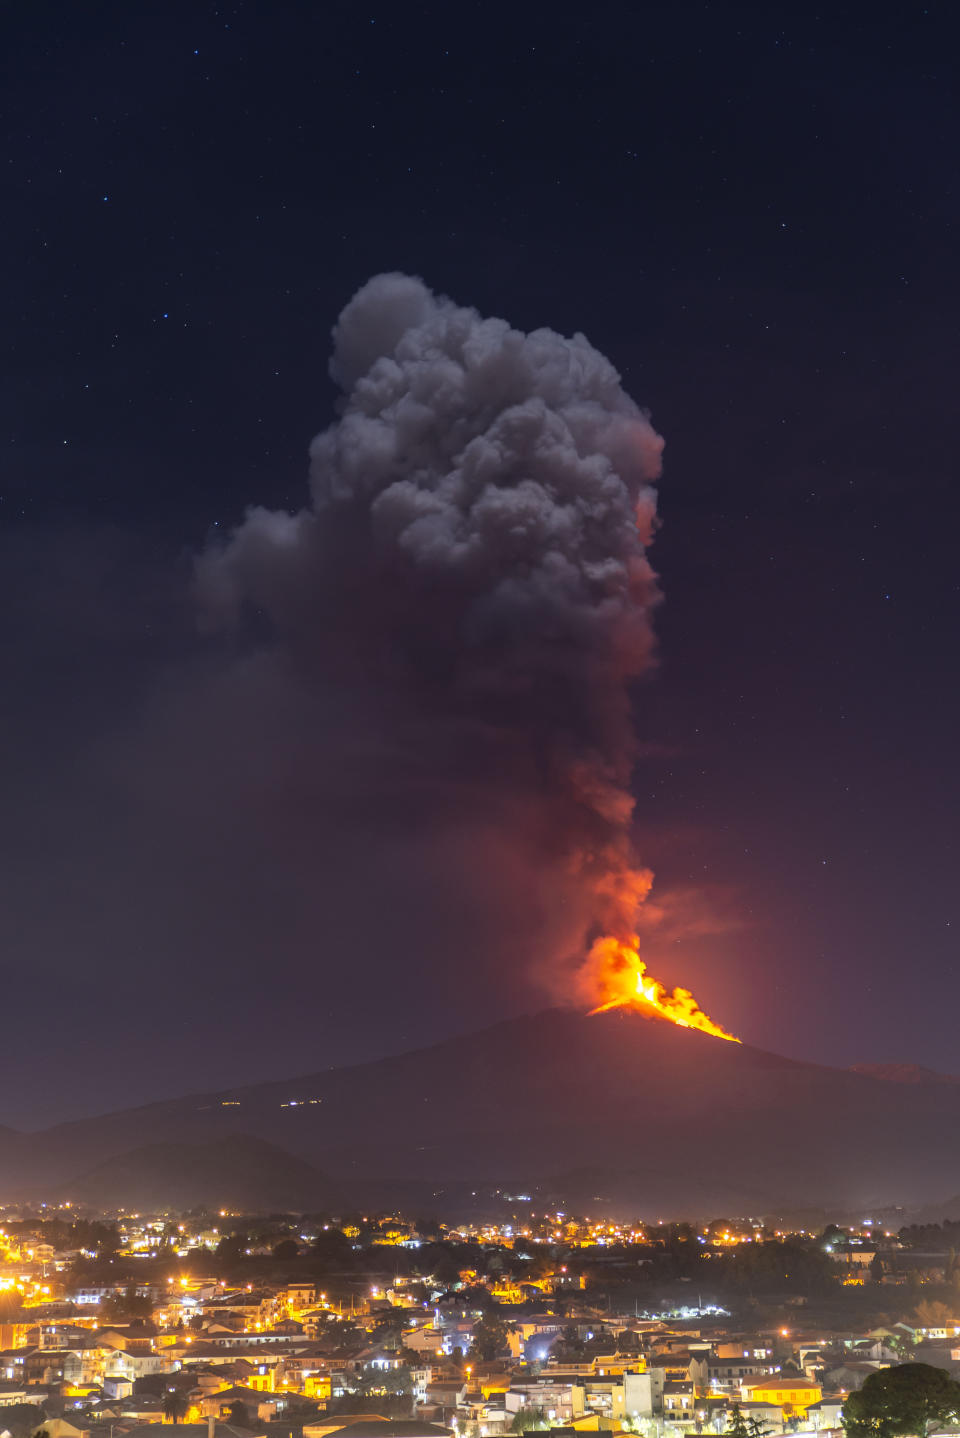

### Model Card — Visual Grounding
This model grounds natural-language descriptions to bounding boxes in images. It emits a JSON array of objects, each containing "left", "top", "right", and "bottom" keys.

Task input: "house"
[
  {"left": 739, "top": 1399, "right": 782, "bottom": 1432},
  {"left": 806, "top": 1396, "right": 844, "bottom": 1429},
  {"left": 117, "top": 1397, "right": 167, "bottom": 1423},
  {"left": 823, "top": 1362, "right": 881, "bottom": 1392},
  {"left": 572, "top": 1376, "right": 637, "bottom": 1424},
  {"left": 401, "top": 1328, "right": 444, "bottom": 1357},
  {"left": 911, "top": 1342, "right": 960, "bottom": 1376},
  {"left": 26, "top": 1423, "right": 89, "bottom": 1438},
  {"left": 303, "top": 1416, "right": 390, "bottom": 1438},
  {"left": 322, "top": 1426, "right": 451, "bottom": 1438},
  {"left": 661, "top": 1379, "right": 698, "bottom": 1425},
  {"left": 89, "top": 1424, "right": 262, "bottom": 1438},
  {"left": 0, "top": 1356, "right": 26, "bottom": 1389},
  {"left": 648, "top": 1352, "right": 710, "bottom": 1389},
  {"left": 505, "top": 1379, "right": 575, "bottom": 1425},
  {"left": 198, "top": 1385, "right": 284, "bottom": 1422},
  {"left": 284, "top": 1286, "right": 319, "bottom": 1313},
  {"left": 24, "top": 1351, "right": 69, "bottom": 1385},
  {"left": 103, "top": 1377, "right": 134, "bottom": 1400},
  {"left": 0, "top": 1386, "right": 30, "bottom": 1407},
  {"left": 716, "top": 1343, "right": 775, "bottom": 1363},
  {"left": 0, "top": 1331, "right": 34, "bottom": 1357},
  {"left": 740, "top": 1377, "right": 823, "bottom": 1419},
  {"left": 707, "top": 1354, "right": 778, "bottom": 1392},
  {"left": 425, "top": 1379, "right": 466, "bottom": 1412}
]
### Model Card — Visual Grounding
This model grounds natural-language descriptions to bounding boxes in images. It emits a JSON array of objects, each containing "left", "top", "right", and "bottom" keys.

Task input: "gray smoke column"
[{"left": 198, "top": 273, "right": 664, "bottom": 983}]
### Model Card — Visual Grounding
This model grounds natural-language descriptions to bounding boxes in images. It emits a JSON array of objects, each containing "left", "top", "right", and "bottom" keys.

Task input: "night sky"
[{"left": 3, "top": 1, "right": 958, "bottom": 1127}]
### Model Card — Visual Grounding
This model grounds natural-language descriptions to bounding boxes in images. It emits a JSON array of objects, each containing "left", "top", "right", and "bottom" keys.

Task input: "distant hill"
[
  {"left": 849, "top": 1063, "right": 960, "bottom": 1085},
  {"left": 4, "top": 1008, "right": 960, "bottom": 1214},
  {"left": 65, "top": 1135, "right": 334, "bottom": 1212}
]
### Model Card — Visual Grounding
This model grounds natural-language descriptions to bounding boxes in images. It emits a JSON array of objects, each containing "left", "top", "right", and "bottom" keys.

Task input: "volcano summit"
[{"left": 1, "top": 1009, "right": 957, "bottom": 1216}]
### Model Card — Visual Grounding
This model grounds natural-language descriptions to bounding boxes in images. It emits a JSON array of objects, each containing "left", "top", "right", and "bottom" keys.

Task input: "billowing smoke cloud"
[{"left": 198, "top": 273, "right": 664, "bottom": 984}]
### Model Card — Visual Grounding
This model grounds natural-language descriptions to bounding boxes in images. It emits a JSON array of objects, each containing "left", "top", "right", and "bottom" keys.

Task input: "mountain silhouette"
[{"left": 2, "top": 1009, "right": 958, "bottom": 1214}]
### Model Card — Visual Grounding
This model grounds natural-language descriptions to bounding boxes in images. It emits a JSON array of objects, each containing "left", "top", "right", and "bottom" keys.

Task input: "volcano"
[{"left": 1, "top": 1008, "right": 957, "bottom": 1215}]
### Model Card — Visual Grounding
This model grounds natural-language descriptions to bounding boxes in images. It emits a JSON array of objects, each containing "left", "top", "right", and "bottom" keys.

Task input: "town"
[{"left": 1, "top": 1204, "right": 960, "bottom": 1438}]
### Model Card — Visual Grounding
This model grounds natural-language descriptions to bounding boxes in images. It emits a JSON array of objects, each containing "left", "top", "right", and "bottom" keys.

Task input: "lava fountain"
[{"left": 585, "top": 933, "right": 740, "bottom": 1042}]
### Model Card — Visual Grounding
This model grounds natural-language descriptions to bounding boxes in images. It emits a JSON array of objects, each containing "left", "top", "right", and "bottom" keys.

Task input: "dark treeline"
[
  {"left": 898, "top": 1221, "right": 960, "bottom": 1249},
  {"left": 4, "top": 1216, "right": 120, "bottom": 1253},
  {"left": 63, "top": 1223, "right": 841, "bottom": 1306}
]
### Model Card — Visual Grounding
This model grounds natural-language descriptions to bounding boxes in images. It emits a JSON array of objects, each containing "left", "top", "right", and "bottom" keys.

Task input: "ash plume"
[{"left": 198, "top": 273, "right": 663, "bottom": 990}]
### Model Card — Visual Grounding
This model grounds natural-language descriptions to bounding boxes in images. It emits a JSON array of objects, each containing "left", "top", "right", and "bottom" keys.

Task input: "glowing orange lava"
[{"left": 586, "top": 933, "right": 740, "bottom": 1042}]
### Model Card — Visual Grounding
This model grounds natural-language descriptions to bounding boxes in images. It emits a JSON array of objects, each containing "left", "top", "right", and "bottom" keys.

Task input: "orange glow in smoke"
[{"left": 586, "top": 933, "right": 740, "bottom": 1042}]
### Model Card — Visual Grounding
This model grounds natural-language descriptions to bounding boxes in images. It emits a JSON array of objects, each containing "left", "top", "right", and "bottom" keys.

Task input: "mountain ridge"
[
  {"left": 2, "top": 1008, "right": 958, "bottom": 1215},
  {"left": 67, "top": 1135, "right": 334, "bottom": 1211},
  {"left": 849, "top": 1062, "right": 960, "bottom": 1085}
]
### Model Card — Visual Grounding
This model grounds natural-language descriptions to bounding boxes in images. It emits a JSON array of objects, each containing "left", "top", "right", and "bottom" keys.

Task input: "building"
[{"left": 740, "top": 1376, "right": 823, "bottom": 1420}]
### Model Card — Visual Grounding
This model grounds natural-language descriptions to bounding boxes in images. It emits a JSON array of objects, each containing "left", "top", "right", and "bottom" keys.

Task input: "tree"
[
  {"left": 325, "top": 1393, "right": 410, "bottom": 1420},
  {"left": 92, "top": 1223, "right": 121, "bottom": 1258},
  {"left": 227, "top": 1401, "right": 252, "bottom": 1427},
  {"left": 359, "top": 1363, "right": 412, "bottom": 1398},
  {"left": 915, "top": 1299, "right": 951, "bottom": 1329},
  {"left": 102, "top": 1284, "right": 152, "bottom": 1322},
  {"left": 214, "top": 1233, "right": 248, "bottom": 1265},
  {"left": 727, "top": 1406, "right": 750, "bottom": 1438},
  {"left": 369, "top": 1317, "right": 404, "bottom": 1349},
  {"left": 842, "top": 1362, "right": 960, "bottom": 1438},
  {"left": 347, "top": 1362, "right": 414, "bottom": 1418},
  {"left": 272, "top": 1238, "right": 300, "bottom": 1260},
  {"left": 311, "top": 1228, "right": 355, "bottom": 1268},
  {"left": 729, "top": 1411, "right": 769, "bottom": 1438},
  {"left": 471, "top": 1313, "right": 510, "bottom": 1361},
  {"left": 162, "top": 1389, "right": 190, "bottom": 1424},
  {"left": 420, "top": 1244, "right": 462, "bottom": 1288},
  {"left": 552, "top": 1324, "right": 586, "bottom": 1361},
  {"left": 7, "top": 1405, "right": 43, "bottom": 1438},
  {"left": 509, "top": 1406, "right": 548, "bottom": 1432}
]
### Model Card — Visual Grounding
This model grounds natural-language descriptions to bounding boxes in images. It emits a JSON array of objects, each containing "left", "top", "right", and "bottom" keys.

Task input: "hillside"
[
  {"left": 3, "top": 1008, "right": 960, "bottom": 1213},
  {"left": 849, "top": 1063, "right": 960, "bottom": 1085},
  {"left": 66, "top": 1135, "right": 334, "bottom": 1212}
]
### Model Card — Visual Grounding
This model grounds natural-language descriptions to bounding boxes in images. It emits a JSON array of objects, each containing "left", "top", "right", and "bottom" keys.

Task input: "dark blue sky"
[{"left": 2, "top": 0, "right": 958, "bottom": 1125}]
